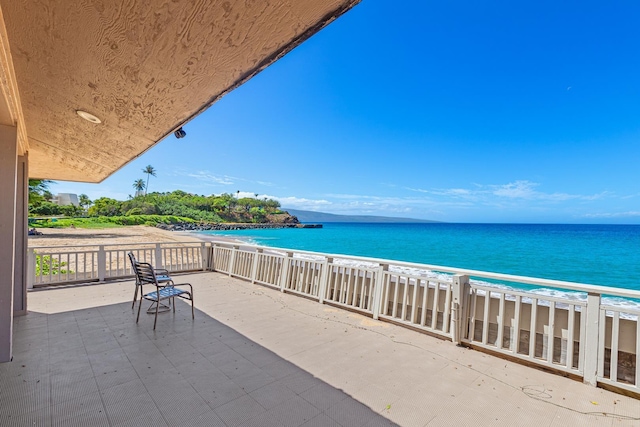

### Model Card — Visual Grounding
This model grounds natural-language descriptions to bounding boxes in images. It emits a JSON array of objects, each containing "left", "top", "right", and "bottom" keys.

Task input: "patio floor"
[{"left": 2, "top": 272, "right": 639, "bottom": 426}]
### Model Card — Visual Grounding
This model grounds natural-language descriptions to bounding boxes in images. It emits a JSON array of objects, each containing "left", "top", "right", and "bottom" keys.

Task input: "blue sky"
[{"left": 56, "top": 1, "right": 640, "bottom": 224}]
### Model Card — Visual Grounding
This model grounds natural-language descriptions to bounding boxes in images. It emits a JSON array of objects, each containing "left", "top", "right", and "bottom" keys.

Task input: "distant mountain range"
[{"left": 284, "top": 209, "right": 440, "bottom": 223}]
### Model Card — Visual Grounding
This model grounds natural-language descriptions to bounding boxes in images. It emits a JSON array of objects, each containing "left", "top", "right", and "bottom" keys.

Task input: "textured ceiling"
[{"left": 1, "top": 0, "right": 359, "bottom": 182}]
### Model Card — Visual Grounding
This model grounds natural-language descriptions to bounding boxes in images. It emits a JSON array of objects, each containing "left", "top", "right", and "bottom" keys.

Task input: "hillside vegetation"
[{"left": 29, "top": 190, "right": 290, "bottom": 228}]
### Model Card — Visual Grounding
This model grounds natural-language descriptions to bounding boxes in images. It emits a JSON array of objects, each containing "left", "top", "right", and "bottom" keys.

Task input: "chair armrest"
[
  {"left": 173, "top": 283, "right": 193, "bottom": 293},
  {"left": 156, "top": 276, "right": 174, "bottom": 286},
  {"left": 154, "top": 268, "right": 170, "bottom": 275}
]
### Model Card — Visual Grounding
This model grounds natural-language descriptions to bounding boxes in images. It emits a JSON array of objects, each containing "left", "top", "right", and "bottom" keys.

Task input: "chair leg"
[
  {"left": 191, "top": 291, "right": 195, "bottom": 319},
  {"left": 132, "top": 284, "right": 139, "bottom": 309},
  {"left": 153, "top": 298, "right": 159, "bottom": 330},
  {"left": 172, "top": 296, "right": 176, "bottom": 313},
  {"left": 136, "top": 295, "right": 143, "bottom": 323}
]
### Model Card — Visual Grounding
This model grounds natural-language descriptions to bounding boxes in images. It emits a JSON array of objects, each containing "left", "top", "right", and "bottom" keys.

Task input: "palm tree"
[
  {"left": 28, "top": 179, "right": 54, "bottom": 205},
  {"left": 133, "top": 179, "right": 146, "bottom": 197},
  {"left": 78, "top": 194, "right": 91, "bottom": 211},
  {"left": 142, "top": 165, "right": 156, "bottom": 195}
]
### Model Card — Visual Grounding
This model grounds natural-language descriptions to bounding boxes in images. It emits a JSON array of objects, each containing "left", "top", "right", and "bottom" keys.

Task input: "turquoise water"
[{"left": 198, "top": 223, "right": 640, "bottom": 291}]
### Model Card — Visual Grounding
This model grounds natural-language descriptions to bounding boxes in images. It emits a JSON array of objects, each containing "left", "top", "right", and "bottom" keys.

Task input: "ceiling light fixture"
[{"left": 76, "top": 110, "right": 102, "bottom": 124}]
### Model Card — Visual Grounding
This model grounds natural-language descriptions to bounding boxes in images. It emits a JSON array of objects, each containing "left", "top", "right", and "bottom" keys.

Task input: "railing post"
[
  {"left": 279, "top": 252, "right": 293, "bottom": 293},
  {"left": 97, "top": 245, "right": 106, "bottom": 282},
  {"left": 200, "top": 242, "right": 207, "bottom": 271},
  {"left": 452, "top": 274, "right": 469, "bottom": 345},
  {"left": 372, "top": 264, "right": 388, "bottom": 320},
  {"left": 228, "top": 245, "right": 239, "bottom": 276},
  {"left": 155, "top": 243, "right": 163, "bottom": 270},
  {"left": 251, "top": 248, "right": 263, "bottom": 283},
  {"left": 317, "top": 257, "right": 333, "bottom": 304},
  {"left": 210, "top": 243, "right": 218, "bottom": 271},
  {"left": 583, "top": 292, "right": 601, "bottom": 387},
  {"left": 27, "top": 248, "right": 35, "bottom": 289}
]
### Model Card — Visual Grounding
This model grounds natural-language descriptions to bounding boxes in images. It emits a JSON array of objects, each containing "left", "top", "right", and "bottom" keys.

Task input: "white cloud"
[
  {"left": 177, "top": 170, "right": 277, "bottom": 190},
  {"left": 583, "top": 211, "right": 640, "bottom": 218},
  {"left": 491, "top": 181, "right": 538, "bottom": 198},
  {"left": 407, "top": 180, "right": 607, "bottom": 204},
  {"left": 273, "top": 196, "right": 332, "bottom": 210},
  {"left": 186, "top": 171, "right": 235, "bottom": 185}
]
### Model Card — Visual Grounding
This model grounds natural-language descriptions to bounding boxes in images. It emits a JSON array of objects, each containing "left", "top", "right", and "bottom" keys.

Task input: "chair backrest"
[
  {"left": 134, "top": 261, "right": 159, "bottom": 286},
  {"left": 128, "top": 252, "right": 139, "bottom": 276}
]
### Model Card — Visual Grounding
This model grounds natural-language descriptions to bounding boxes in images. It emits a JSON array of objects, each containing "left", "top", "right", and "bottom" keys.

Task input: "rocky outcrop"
[
  {"left": 265, "top": 213, "right": 299, "bottom": 224},
  {"left": 156, "top": 222, "right": 322, "bottom": 232}
]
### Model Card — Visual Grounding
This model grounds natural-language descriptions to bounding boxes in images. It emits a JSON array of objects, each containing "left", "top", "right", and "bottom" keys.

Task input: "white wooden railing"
[
  {"left": 28, "top": 242, "right": 207, "bottom": 287},
  {"left": 27, "top": 239, "right": 640, "bottom": 395},
  {"left": 207, "top": 241, "right": 640, "bottom": 396}
]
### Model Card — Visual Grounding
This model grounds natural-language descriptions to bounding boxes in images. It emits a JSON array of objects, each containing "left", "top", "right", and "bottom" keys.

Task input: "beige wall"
[
  {"left": 13, "top": 154, "right": 27, "bottom": 315},
  {"left": 0, "top": 124, "right": 17, "bottom": 362}
]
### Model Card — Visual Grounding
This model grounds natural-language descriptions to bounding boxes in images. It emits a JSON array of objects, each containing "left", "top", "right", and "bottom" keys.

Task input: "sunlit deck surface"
[{"left": 3, "top": 272, "right": 638, "bottom": 426}]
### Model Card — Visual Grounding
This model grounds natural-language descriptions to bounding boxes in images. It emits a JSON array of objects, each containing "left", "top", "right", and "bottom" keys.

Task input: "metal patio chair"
[
  {"left": 134, "top": 260, "right": 195, "bottom": 330},
  {"left": 128, "top": 252, "right": 173, "bottom": 309}
]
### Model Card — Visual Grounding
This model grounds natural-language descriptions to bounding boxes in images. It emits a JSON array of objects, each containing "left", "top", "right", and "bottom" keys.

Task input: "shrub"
[{"left": 35, "top": 254, "right": 72, "bottom": 276}]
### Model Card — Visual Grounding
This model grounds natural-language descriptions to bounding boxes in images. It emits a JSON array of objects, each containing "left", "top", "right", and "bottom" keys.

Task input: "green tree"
[
  {"left": 28, "top": 179, "right": 55, "bottom": 207},
  {"left": 59, "top": 204, "right": 81, "bottom": 217},
  {"left": 78, "top": 194, "right": 91, "bottom": 211},
  {"left": 133, "top": 179, "right": 146, "bottom": 196},
  {"left": 88, "top": 197, "right": 122, "bottom": 216},
  {"left": 30, "top": 201, "right": 62, "bottom": 216},
  {"left": 142, "top": 165, "right": 156, "bottom": 195}
]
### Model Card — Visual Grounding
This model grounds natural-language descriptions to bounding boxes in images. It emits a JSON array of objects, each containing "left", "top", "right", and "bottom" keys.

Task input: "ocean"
[{"left": 197, "top": 223, "right": 640, "bottom": 292}]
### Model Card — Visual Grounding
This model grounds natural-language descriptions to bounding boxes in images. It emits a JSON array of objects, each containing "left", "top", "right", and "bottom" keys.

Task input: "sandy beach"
[{"left": 28, "top": 225, "right": 208, "bottom": 248}]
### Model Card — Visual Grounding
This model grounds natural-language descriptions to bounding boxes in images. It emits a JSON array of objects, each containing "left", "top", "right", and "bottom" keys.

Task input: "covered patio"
[
  {"left": 2, "top": 271, "right": 637, "bottom": 426},
  {"left": 0, "top": 0, "right": 361, "bottom": 363}
]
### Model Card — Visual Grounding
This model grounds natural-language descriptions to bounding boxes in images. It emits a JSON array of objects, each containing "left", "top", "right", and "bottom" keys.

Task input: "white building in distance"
[{"left": 52, "top": 193, "right": 79, "bottom": 207}]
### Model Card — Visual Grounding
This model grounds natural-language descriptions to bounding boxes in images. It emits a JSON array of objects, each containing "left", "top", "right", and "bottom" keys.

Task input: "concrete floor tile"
[
  {"left": 301, "top": 413, "right": 344, "bottom": 427},
  {"left": 325, "top": 398, "right": 379, "bottom": 427},
  {"left": 195, "top": 377, "right": 247, "bottom": 409},
  {"left": 94, "top": 365, "right": 139, "bottom": 390},
  {"left": 380, "top": 401, "right": 436, "bottom": 427},
  {"left": 281, "top": 371, "right": 323, "bottom": 394},
  {"left": 100, "top": 378, "right": 148, "bottom": 406},
  {"left": 0, "top": 408, "right": 52, "bottom": 427},
  {"left": 266, "top": 395, "right": 322, "bottom": 426},
  {"left": 300, "top": 381, "right": 349, "bottom": 411},
  {"left": 233, "top": 368, "right": 276, "bottom": 393},
  {"left": 174, "top": 410, "right": 227, "bottom": 427},
  {"left": 50, "top": 376, "right": 99, "bottom": 406},
  {"left": 214, "top": 394, "right": 266, "bottom": 427},
  {"left": 51, "top": 392, "right": 107, "bottom": 426},
  {"left": 362, "top": 415, "right": 400, "bottom": 427},
  {"left": 425, "top": 407, "right": 501, "bottom": 427},
  {"left": 261, "top": 359, "right": 301, "bottom": 380},
  {"left": 104, "top": 393, "right": 159, "bottom": 426},
  {"left": 550, "top": 407, "right": 614, "bottom": 427},
  {"left": 112, "top": 408, "right": 169, "bottom": 427},
  {"left": 156, "top": 394, "right": 212, "bottom": 426},
  {"left": 250, "top": 381, "right": 298, "bottom": 409}
]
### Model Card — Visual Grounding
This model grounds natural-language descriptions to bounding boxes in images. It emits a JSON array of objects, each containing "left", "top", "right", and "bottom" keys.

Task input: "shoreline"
[{"left": 27, "top": 225, "right": 242, "bottom": 248}]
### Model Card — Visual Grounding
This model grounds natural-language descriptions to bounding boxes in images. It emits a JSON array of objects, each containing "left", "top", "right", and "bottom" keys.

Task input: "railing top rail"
[
  {"left": 29, "top": 241, "right": 204, "bottom": 250},
  {"left": 209, "top": 240, "right": 640, "bottom": 300}
]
